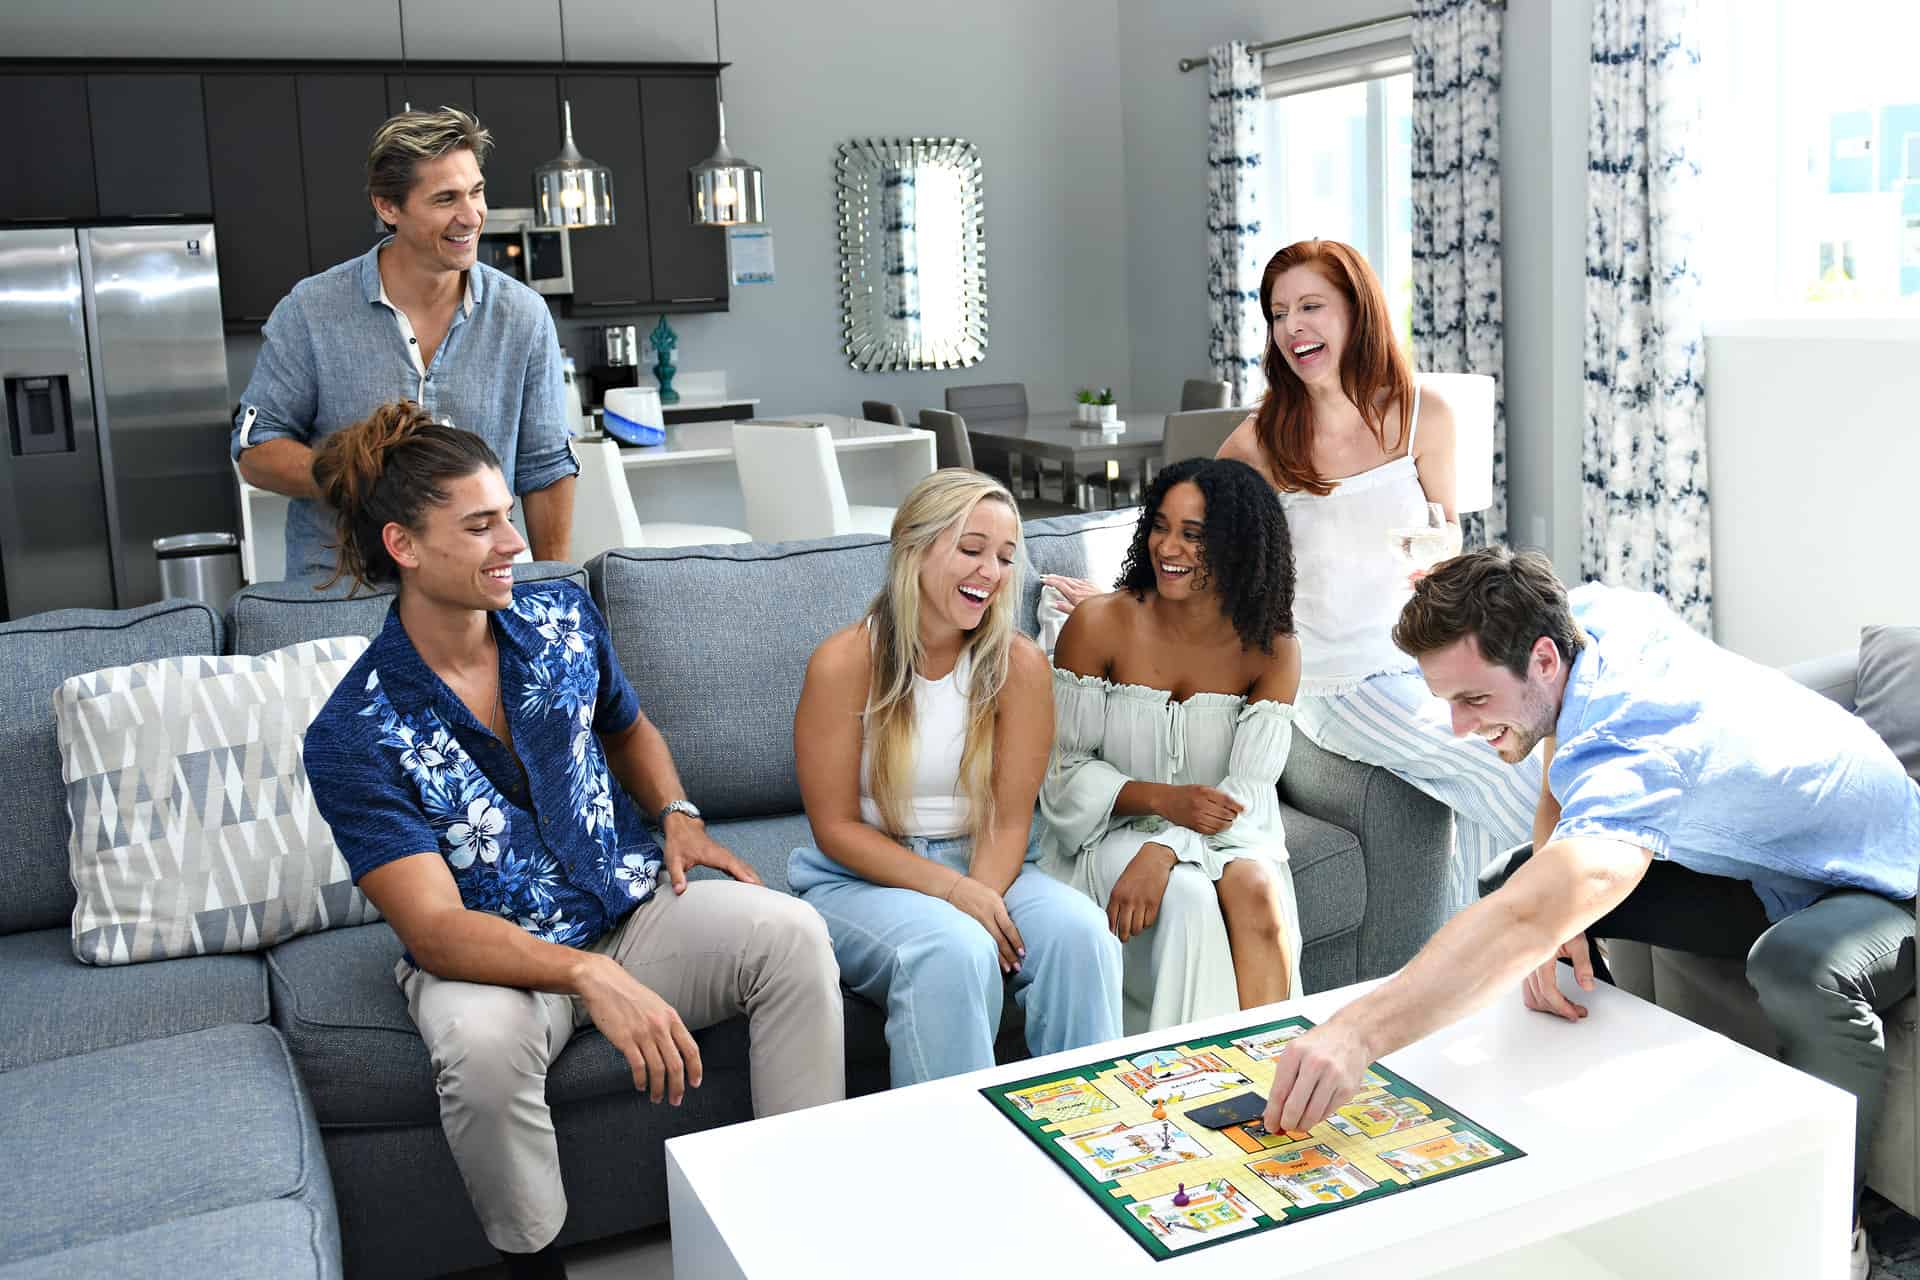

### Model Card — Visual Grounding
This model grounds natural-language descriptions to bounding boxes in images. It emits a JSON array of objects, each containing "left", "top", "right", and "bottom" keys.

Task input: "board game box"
[{"left": 982, "top": 1015, "right": 1524, "bottom": 1261}]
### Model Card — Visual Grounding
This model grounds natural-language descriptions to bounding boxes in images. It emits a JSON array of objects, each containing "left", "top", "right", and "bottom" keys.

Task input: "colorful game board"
[{"left": 982, "top": 1016, "right": 1523, "bottom": 1261}]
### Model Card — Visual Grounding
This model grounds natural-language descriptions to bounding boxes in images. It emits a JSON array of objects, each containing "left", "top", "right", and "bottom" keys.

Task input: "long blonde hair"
[{"left": 864, "top": 469, "right": 1023, "bottom": 843}]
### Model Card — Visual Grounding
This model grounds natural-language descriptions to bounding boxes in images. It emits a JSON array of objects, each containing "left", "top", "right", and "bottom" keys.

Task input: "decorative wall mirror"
[{"left": 836, "top": 137, "right": 988, "bottom": 371}]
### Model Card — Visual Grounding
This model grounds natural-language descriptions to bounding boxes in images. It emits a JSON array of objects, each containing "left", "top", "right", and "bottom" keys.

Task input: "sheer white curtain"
[{"left": 1584, "top": 0, "right": 1714, "bottom": 632}]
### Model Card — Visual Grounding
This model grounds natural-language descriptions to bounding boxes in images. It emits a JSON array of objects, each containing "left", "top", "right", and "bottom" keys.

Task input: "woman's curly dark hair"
[{"left": 1115, "top": 457, "right": 1295, "bottom": 653}]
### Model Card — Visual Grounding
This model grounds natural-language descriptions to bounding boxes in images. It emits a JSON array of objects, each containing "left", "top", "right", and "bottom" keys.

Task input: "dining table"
[{"left": 962, "top": 410, "right": 1168, "bottom": 510}]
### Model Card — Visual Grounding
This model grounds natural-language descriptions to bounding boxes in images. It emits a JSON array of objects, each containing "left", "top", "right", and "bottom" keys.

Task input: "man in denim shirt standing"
[
  {"left": 231, "top": 108, "right": 577, "bottom": 579},
  {"left": 1263, "top": 549, "right": 1917, "bottom": 1277}
]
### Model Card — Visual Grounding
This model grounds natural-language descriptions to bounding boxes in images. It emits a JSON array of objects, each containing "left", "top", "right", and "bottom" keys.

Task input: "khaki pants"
[{"left": 400, "top": 880, "right": 846, "bottom": 1252}]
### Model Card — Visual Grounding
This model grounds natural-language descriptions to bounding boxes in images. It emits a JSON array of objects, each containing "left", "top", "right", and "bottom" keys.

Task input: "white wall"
[
  {"left": 1706, "top": 330, "right": 1920, "bottom": 667},
  {"left": 1113, "top": 0, "right": 1406, "bottom": 413},
  {"left": 1499, "top": 0, "right": 1590, "bottom": 581},
  {"left": 12, "top": 0, "right": 1130, "bottom": 420}
]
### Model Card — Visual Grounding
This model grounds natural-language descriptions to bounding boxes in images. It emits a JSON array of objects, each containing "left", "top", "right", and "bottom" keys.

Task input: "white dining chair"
[
  {"left": 1416, "top": 372, "right": 1496, "bottom": 516},
  {"left": 730, "top": 421, "right": 896, "bottom": 543},
  {"left": 569, "top": 438, "right": 750, "bottom": 557}
]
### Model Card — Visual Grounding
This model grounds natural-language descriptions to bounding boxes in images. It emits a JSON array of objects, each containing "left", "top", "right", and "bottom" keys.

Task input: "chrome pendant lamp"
[
  {"left": 689, "top": 0, "right": 764, "bottom": 226},
  {"left": 534, "top": 0, "right": 615, "bottom": 229}
]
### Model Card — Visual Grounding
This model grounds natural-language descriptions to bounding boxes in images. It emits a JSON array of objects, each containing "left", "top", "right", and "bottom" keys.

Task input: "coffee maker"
[{"left": 584, "top": 323, "right": 641, "bottom": 410}]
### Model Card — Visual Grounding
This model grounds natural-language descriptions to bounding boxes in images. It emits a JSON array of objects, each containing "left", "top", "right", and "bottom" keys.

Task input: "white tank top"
[
  {"left": 860, "top": 647, "right": 974, "bottom": 838},
  {"left": 1278, "top": 387, "right": 1431, "bottom": 696}
]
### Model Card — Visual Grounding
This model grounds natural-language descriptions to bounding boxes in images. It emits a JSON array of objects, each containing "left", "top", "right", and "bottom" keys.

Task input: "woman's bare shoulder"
[
  {"left": 1216, "top": 415, "right": 1265, "bottom": 465},
  {"left": 807, "top": 621, "right": 874, "bottom": 684},
  {"left": 1054, "top": 590, "right": 1134, "bottom": 675}
]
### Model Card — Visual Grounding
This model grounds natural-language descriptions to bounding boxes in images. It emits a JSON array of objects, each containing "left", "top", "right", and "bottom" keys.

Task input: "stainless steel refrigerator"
[{"left": 0, "top": 224, "right": 236, "bottom": 619}]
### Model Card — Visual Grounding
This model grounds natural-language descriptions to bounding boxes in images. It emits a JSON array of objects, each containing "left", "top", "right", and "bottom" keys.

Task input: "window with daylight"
[
  {"left": 1706, "top": 0, "right": 1920, "bottom": 315},
  {"left": 1258, "top": 21, "right": 1415, "bottom": 350}
]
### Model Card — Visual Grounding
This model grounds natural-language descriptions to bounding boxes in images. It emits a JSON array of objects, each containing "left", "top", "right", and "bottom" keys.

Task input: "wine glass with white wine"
[{"left": 1388, "top": 502, "right": 1458, "bottom": 579}]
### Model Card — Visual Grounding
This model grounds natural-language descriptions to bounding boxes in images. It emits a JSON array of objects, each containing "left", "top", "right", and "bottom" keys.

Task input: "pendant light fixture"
[
  {"left": 395, "top": 0, "right": 412, "bottom": 111},
  {"left": 534, "top": 0, "right": 614, "bottom": 229},
  {"left": 689, "top": 0, "right": 764, "bottom": 227}
]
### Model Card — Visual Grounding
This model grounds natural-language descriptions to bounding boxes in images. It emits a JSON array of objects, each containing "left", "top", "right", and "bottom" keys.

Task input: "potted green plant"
[
  {"left": 1094, "top": 387, "right": 1118, "bottom": 425},
  {"left": 1075, "top": 387, "right": 1098, "bottom": 424}
]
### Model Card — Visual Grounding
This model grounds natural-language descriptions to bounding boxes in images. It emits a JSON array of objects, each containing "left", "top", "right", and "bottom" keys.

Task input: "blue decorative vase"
[{"left": 648, "top": 315, "right": 680, "bottom": 404}]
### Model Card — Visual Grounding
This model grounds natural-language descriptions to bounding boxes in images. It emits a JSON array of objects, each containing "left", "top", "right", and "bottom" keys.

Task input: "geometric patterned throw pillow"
[{"left": 54, "top": 635, "right": 380, "bottom": 965}]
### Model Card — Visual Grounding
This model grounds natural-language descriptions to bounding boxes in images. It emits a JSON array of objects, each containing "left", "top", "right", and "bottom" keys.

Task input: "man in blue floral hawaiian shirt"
[{"left": 303, "top": 421, "right": 843, "bottom": 1278}]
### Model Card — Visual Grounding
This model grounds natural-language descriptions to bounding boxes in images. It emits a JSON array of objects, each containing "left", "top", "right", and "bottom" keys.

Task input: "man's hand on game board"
[
  {"left": 1107, "top": 843, "right": 1177, "bottom": 942},
  {"left": 1522, "top": 931, "right": 1597, "bottom": 1021},
  {"left": 1262, "top": 1020, "right": 1372, "bottom": 1135}
]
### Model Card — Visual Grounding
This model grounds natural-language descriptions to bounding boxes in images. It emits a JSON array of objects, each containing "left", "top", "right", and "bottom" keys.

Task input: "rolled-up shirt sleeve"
[
  {"left": 512, "top": 307, "right": 578, "bottom": 495},
  {"left": 231, "top": 293, "right": 319, "bottom": 461},
  {"left": 1547, "top": 731, "right": 1686, "bottom": 858},
  {"left": 575, "top": 583, "right": 640, "bottom": 736},
  {"left": 305, "top": 687, "right": 440, "bottom": 885}
]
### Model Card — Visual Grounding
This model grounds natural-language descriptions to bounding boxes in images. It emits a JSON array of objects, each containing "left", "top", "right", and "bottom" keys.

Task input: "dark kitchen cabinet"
[
  {"left": 641, "top": 74, "right": 729, "bottom": 306},
  {"left": 88, "top": 74, "right": 212, "bottom": 217},
  {"left": 0, "top": 76, "right": 97, "bottom": 221},
  {"left": 560, "top": 75, "right": 653, "bottom": 310},
  {"left": 388, "top": 74, "right": 473, "bottom": 117},
  {"left": 203, "top": 75, "right": 310, "bottom": 324},
  {"left": 473, "top": 74, "right": 560, "bottom": 212},
  {"left": 297, "top": 74, "right": 390, "bottom": 274}
]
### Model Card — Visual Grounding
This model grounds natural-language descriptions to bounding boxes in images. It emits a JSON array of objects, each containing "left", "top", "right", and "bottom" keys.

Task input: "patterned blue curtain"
[
  {"left": 1584, "top": 0, "right": 1713, "bottom": 632},
  {"left": 1412, "top": 0, "right": 1507, "bottom": 549},
  {"left": 1207, "top": 42, "right": 1265, "bottom": 405}
]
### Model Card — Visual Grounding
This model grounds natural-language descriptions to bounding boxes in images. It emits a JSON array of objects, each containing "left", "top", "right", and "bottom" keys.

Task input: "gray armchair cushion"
[
  {"left": 224, "top": 562, "right": 585, "bottom": 656},
  {"left": 0, "top": 1024, "right": 336, "bottom": 1272},
  {"left": 1019, "top": 509, "right": 1138, "bottom": 642},
  {"left": 1856, "top": 625, "right": 1920, "bottom": 781},
  {"left": 0, "top": 929, "right": 267, "bottom": 1072},
  {"left": 590, "top": 537, "right": 890, "bottom": 821},
  {"left": 0, "top": 600, "right": 221, "bottom": 934}
]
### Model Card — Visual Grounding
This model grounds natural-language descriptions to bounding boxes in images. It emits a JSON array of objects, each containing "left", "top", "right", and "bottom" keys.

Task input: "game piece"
[{"left": 982, "top": 1014, "right": 1524, "bottom": 1262}]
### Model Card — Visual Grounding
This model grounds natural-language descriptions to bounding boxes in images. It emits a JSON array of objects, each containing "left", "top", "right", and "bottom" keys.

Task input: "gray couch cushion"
[
  {"left": 223, "top": 561, "right": 586, "bottom": 656},
  {"left": 0, "top": 1201, "right": 339, "bottom": 1280},
  {"left": 1281, "top": 805, "right": 1367, "bottom": 943},
  {"left": 706, "top": 812, "right": 821, "bottom": 895},
  {"left": 264, "top": 922, "right": 756, "bottom": 1126},
  {"left": 0, "top": 927, "right": 267, "bottom": 1073},
  {"left": 591, "top": 537, "right": 891, "bottom": 821},
  {"left": 0, "top": 600, "right": 222, "bottom": 934},
  {"left": 0, "top": 1024, "right": 334, "bottom": 1270},
  {"left": 1857, "top": 625, "right": 1920, "bottom": 781},
  {"left": 1020, "top": 508, "right": 1139, "bottom": 632}
]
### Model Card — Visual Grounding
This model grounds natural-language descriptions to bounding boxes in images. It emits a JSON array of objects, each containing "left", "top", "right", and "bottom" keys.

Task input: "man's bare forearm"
[
  {"left": 237, "top": 438, "right": 322, "bottom": 500},
  {"left": 1326, "top": 839, "right": 1649, "bottom": 1061},
  {"left": 409, "top": 903, "right": 610, "bottom": 995},
  {"left": 524, "top": 475, "right": 575, "bottom": 563}
]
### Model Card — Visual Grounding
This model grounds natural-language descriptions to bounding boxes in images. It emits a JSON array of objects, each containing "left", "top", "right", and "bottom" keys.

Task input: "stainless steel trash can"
[{"left": 154, "top": 533, "right": 242, "bottom": 607}]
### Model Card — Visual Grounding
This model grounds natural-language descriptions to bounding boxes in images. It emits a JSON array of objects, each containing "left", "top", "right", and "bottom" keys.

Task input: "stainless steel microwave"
[{"left": 478, "top": 208, "right": 572, "bottom": 295}]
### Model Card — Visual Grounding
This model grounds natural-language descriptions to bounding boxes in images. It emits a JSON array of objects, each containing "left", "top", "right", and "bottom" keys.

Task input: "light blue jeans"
[{"left": 789, "top": 831, "right": 1123, "bottom": 1087}]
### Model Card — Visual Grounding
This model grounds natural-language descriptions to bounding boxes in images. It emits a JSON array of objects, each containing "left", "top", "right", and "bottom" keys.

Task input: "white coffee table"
[{"left": 667, "top": 975, "right": 1853, "bottom": 1278}]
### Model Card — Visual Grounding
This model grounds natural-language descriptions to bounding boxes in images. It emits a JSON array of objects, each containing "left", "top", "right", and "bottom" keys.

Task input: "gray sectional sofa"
[{"left": 0, "top": 510, "right": 1454, "bottom": 1278}]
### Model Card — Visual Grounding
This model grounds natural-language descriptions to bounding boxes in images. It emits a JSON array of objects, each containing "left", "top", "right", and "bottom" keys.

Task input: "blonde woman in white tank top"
[
  {"left": 788, "top": 470, "right": 1121, "bottom": 1087},
  {"left": 1215, "top": 240, "right": 1543, "bottom": 912}
]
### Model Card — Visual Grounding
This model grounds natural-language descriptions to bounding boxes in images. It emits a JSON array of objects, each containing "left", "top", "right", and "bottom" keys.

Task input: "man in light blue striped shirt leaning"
[
  {"left": 231, "top": 107, "right": 577, "bottom": 581},
  {"left": 1263, "top": 548, "right": 1917, "bottom": 1274}
]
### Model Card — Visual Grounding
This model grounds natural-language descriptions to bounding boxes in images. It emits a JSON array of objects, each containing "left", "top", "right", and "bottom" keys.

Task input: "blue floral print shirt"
[{"left": 306, "top": 580, "right": 661, "bottom": 949}]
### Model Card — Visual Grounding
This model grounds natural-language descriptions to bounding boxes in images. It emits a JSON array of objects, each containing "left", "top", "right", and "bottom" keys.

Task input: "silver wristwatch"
[{"left": 657, "top": 798, "right": 703, "bottom": 827}]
